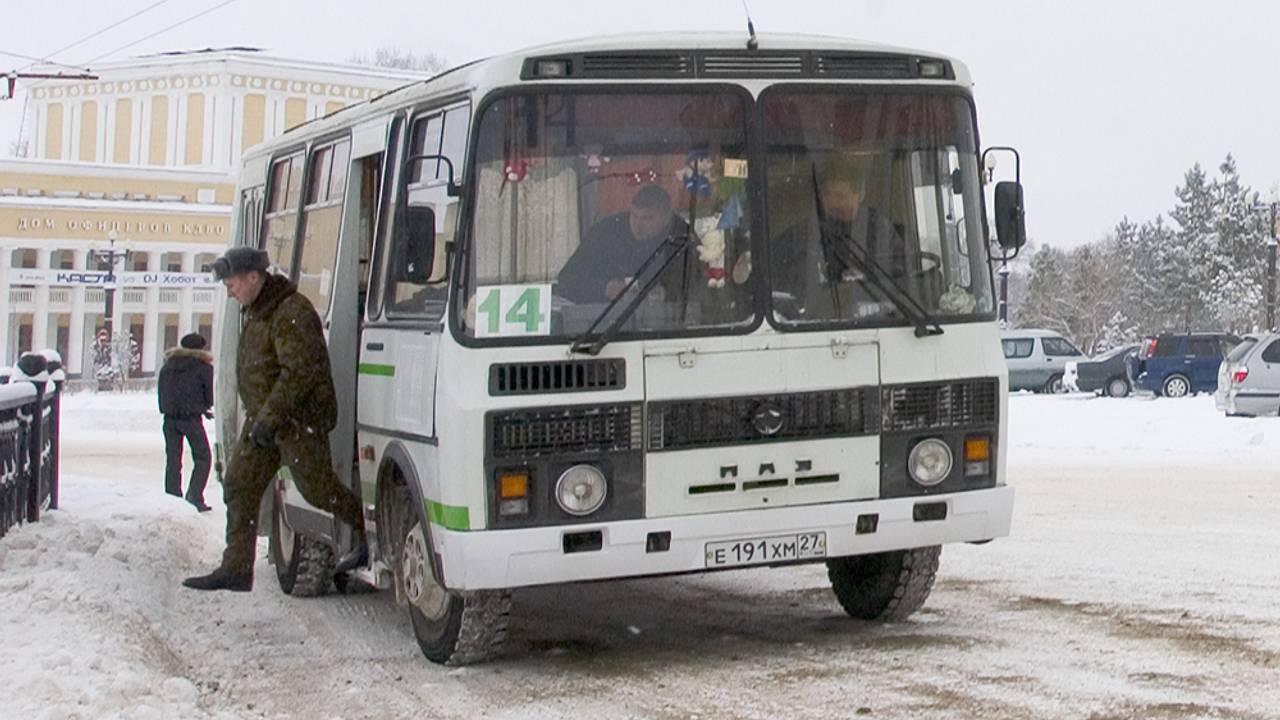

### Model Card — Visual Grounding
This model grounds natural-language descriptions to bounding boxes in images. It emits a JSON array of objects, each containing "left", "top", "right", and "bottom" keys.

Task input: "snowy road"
[{"left": 2, "top": 391, "right": 1278, "bottom": 719}]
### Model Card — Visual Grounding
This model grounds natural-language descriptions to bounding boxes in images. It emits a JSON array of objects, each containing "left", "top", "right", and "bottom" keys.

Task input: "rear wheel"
[
  {"left": 401, "top": 518, "right": 511, "bottom": 665},
  {"left": 1161, "top": 374, "right": 1191, "bottom": 398},
  {"left": 1042, "top": 374, "right": 1064, "bottom": 394},
  {"left": 270, "top": 493, "right": 333, "bottom": 597},
  {"left": 1105, "top": 376, "right": 1131, "bottom": 398},
  {"left": 826, "top": 546, "right": 940, "bottom": 621}
]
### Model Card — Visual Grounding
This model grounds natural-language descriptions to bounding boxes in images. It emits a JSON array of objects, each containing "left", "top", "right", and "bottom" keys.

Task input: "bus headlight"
[
  {"left": 555, "top": 465, "right": 608, "bottom": 516},
  {"left": 907, "top": 438, "right": 953, "bottom": 486}
]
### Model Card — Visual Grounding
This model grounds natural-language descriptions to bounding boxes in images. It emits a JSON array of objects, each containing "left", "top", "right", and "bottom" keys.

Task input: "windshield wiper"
[
  {"left": 811, "top": 165, "right": 942, "bottom": 337},
  {"left": 569, "top": 233, "right": 690, "bottom": 355}
]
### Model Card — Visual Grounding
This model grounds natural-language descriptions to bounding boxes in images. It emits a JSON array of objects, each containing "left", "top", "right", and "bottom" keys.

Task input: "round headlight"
[
  {"left": 555, "top": 464, "right": 608, "bottom": 516},
  {"left": 908, "top": 438, "right": 953, "bottom": 486}
]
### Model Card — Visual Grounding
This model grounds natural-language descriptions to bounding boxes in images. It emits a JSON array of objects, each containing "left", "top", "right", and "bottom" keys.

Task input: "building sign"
[
  {"left": 1, "top": 207, "right": 230, "bottom": 242},
  {"left": 8, "top": 268, "right": 221, "bottom": 288}
]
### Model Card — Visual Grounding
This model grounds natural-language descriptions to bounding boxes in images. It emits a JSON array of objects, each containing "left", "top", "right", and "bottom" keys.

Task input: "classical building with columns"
[{"left": 0, "top": 48, "right": 421, "bottom": 377}]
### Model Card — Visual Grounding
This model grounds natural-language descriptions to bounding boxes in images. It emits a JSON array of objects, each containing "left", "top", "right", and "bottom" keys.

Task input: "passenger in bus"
[
  {"left": 183, "top": 246, "right": 367, "bottom": 592},
  {"left": 557, "top": 184, "right": 692, "bottom": 303}
]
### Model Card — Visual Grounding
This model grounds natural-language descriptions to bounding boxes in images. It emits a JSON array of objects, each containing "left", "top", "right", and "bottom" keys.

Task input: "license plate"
[{"left": 704, "top": 532, "right": 827, "bottom": 568}]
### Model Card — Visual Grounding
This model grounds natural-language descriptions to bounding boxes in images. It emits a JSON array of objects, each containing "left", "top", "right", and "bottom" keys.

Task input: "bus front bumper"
[{"left": 434, "top": 485, "right": 1014, "bottom": 590}]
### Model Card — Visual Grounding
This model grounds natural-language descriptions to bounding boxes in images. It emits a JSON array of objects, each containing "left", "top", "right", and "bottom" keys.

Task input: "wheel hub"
[{"left": 402, "top": 525, "right": 449, "bottom": 620}]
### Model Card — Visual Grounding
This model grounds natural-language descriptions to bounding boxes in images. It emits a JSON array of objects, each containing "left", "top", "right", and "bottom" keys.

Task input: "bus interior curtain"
[{"left": 474, "top": 165, "right": 580, "bottom": 284}]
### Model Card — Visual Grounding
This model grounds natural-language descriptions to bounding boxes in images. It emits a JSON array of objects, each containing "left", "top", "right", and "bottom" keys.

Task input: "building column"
[
  {"left": 142, "top": 250, "right": 162, "bottom": 374},
  {"left": 179, "top": 251, "right": 195, "bottom": 336},
  {"left": 0, "top": 247, "right": 10, "bottom": 365},
  {"left": 32, "top": 248, "right": 52, "bottom": 355},
  {"left": 68, "top": 248, "right": 88, "bottom": 376}
]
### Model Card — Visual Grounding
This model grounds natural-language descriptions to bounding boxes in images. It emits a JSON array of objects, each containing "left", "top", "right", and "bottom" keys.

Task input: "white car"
[{"left": 1215, "top": 332, "right": 1280, "bottom": 417}]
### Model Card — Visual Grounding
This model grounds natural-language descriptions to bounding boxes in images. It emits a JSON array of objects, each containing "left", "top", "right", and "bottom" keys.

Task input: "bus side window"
[
  {"left": 296, "top": 138, "right": 351, "bottom": 317},
  {"left": 386, "top": 103, "right": 469, "bottom": 320},
  {"left": 262, "top": 153, "right": 304, "bottom": 273}
]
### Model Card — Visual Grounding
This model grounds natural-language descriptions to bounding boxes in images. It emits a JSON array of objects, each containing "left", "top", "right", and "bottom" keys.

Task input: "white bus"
[{"left": 216, "top": 32, "right": 1026, "bottom": 665}]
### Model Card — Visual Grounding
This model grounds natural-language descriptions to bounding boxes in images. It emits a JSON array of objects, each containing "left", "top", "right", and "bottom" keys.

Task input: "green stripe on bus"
[
  {"left": 426, "top": 500, "right": 471, "bottom": 531},
  {"left": 357, "top": 363, "right": 395, "bottom": 377}
]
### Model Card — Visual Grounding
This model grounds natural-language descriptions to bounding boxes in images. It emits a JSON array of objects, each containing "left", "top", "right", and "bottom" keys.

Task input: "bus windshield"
[
  {"left": 762, "top": 89, "right": 994, "bottom": 328},
  {"left": 462, "top": 89, "right": 756, "bottom": 342},
  {"left": 459, "top": 87, "right": 995, "bottom": 343}
]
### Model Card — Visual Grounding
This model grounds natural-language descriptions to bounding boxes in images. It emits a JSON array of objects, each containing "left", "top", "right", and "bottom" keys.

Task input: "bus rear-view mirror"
[
  {"left": 395, "top": 206, "right": 436, "bottom": 283},
  {"left": 994, "top": 181, "right": 1026, "bottom": 251}
]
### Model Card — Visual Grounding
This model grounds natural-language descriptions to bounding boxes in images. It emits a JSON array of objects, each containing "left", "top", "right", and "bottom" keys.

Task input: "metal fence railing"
[{"left": 0, "top": 351, "right": 64, "bottom": 540}]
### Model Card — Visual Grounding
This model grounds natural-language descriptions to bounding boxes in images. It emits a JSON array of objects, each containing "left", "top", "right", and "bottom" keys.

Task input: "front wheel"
[
  {"left": 1042, "top": 374, "right": 1064, "bottom": 394},
  {"left": 270, "top": 492, "right": 333, "bottom": 597},
  {"left": 1105, "top": 376, "right": 1131, "bottom": 398},
  {"left": 402, "top": 519, "right": 510, "bottom": 665},
  {"left": 1161, "top": 374, "right": 1191, "bottom": 398},
  {"left": 826, "top": 546, "right": 940, "bottom": 621}
]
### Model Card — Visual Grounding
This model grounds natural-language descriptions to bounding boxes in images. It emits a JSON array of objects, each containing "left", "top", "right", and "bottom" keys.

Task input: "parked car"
[
  {"left": 1126, "top": 332, "right": 1241, "bottom": 397},
  {"left": 1214, "top": 332, "right": 1280, "bottom": 417},
  {"left": 1067, "top": 343, "right": 1138, "bottom": 397},
  {"left": 1001, "top": 329, "right": 1085, "bottom": 393}
]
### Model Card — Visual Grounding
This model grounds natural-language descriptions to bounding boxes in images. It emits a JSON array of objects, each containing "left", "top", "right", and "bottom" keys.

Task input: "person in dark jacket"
[
  {"left": 183, "top": 246, "right": 366, "bottom": 592},
  {"left": 157, "top": 332, "right": 214, "bottom": 511}
]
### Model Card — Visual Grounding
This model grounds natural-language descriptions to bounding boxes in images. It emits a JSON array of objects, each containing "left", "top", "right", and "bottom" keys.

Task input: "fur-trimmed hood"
[{"left": 164, "top": 346, "right": 213, "bottom": 363}]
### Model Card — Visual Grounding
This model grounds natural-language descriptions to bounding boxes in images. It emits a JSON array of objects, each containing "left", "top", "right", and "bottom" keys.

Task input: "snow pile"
[
  {"left": 1009, "top": 391, "right": 1278, "bottom": 468},
  {"left": 0, "top": 391, "right": 234, "bottom": 720}
]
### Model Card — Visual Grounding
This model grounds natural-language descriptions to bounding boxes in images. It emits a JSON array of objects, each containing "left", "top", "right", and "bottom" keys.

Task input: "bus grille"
[
  {"left": 699, "top": 53, "right": 806, "bottom": 76},
  {"left": 881, "top": 378, "right": 998, "bottom": 433},
  {"left": 580, "top": 52, "right": 691, "bottom": 77},
  {"left": 648, "top": 388, "right": 876, "bottom": 451},
  {"left": 489, "top": 359, "right": 625, "bottom": 396},
  {"left": 814, "top": 53, "right": 916, "bottom": 78},
  {"left": 489, "top": 403, "right": 643, "bottom": 459}
]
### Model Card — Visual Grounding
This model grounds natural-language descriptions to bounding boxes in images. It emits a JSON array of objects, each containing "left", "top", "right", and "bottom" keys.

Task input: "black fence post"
[
  {"left": 42, "top": 351, "right": 64, "bottom": 511},
  {"left": 17, "top": 353, "right": 49, "bottom": 524}
]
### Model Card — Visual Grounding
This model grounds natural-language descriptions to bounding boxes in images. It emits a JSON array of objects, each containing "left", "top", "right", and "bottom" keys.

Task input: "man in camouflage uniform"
[{"left": 184, "top": 246, "right": 366, "bottom": 592}]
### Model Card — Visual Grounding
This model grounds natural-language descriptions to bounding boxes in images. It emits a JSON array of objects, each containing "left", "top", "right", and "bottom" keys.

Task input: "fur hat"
[
  {"left": 211, "top": 246, "right": 269, "bottom": 280},
  {"left": 179, "top": 333, "right": 207, "bottom": 350}
]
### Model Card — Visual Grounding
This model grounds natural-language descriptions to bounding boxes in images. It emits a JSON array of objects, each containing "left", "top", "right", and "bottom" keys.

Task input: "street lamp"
[
  {"left": 89, "top": 229, "right": 130, "bottom": 337},
  {"left": 1266, "top": 200, "right": 1278, "bottom": 331}
]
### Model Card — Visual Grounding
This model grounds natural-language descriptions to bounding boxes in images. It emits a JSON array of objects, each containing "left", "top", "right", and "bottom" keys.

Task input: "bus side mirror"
[
  {"left": 994, "top": 181, "right": 1026, "bottom": 251},
  {"left": 394, "top": 206, "right": 436, "bottom": 283}
]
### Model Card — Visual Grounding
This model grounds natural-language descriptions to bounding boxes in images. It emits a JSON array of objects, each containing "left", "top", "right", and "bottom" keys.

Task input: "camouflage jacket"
[{"left": 238, "top": 273, "right": 337, "bottom": 435}]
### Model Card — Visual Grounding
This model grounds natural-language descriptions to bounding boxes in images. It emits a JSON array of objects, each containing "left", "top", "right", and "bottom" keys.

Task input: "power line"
[
  {"left": 82, "top": 0, "right": 240, "bottom": 66},
  {"left": 19, "top": 0, "right": 179, "bottom": 71}
]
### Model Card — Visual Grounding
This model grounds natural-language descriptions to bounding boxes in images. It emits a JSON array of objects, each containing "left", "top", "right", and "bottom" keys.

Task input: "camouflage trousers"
[{"left": 220, "top": 427, "right": 363, "bottom": 575}]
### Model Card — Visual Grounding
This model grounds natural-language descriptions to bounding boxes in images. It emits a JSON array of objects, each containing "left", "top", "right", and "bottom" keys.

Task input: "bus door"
[{"left": 360, "top": 105, "right": 470, "bottom": 445}]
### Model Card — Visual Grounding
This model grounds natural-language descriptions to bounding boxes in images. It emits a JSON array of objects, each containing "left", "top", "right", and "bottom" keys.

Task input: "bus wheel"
[
  {"left": 270, "top": 493, "right": 333, "bottom": 597},
  {"left": 402, "top": 519, "right": 511, "bottom": 665},
  {"left": 826, "top": 546, "right": 940, "bottom": 621}
]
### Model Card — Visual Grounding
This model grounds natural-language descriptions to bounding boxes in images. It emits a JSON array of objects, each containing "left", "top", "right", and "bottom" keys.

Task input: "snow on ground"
[{"left": 0, "top": 390, "right": 1277, "bottom": 719}]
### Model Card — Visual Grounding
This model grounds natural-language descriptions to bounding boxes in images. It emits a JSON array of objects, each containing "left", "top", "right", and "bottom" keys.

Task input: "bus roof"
[{"left": 242, "top": 32, "right": 971, "bottom": 163}]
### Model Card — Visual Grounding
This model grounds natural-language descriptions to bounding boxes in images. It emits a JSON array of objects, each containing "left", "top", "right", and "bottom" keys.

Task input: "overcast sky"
[{"left": 3, "top": 0, "right": 1278, "bottom": 250}]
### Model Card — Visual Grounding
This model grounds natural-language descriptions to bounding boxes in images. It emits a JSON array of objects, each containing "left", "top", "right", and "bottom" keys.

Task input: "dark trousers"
[
  {"left": 163, "top": 415, "right": 211, "bottom": 502},
  {"left": 220, "top": 427, "right": 364, "bottom": 574}
]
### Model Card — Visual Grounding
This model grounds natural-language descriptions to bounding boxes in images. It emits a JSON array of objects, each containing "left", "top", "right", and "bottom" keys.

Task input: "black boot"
[
  {"left": 182, "top": 568, "right": 252, "bottom": 592},
  {"left": 333, "top": 538, "right": 368, "bottom": 574},
  {"left": 186, "top": 497, "right": 213, "bottom": 513}
]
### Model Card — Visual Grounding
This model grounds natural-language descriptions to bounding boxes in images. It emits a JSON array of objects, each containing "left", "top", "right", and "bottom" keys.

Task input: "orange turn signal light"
[
  {"left": 499, "top": 472, "right": 529, "bottom": 499},
  {"left": 964, "top": 436, "right": 990, "bottom": 462}
]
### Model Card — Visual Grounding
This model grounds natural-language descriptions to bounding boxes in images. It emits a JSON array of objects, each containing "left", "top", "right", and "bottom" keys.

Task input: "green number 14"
[{"left": 477, "top": 286, "right": 545, "bottom": 334}]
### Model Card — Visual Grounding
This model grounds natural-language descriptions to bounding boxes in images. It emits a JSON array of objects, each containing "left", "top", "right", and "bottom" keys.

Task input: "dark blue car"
[{"left": 1126, "top": 332, "right": 1241, "bottom": 397}]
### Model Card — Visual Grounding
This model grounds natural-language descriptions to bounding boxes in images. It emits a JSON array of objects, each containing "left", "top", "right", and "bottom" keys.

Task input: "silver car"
[
  {"left": 1001, "top": 329, "right": 1085, "bottom": 393},
  {"left": 1215, "top": 332, "right": 1280, "bottom": 417}
]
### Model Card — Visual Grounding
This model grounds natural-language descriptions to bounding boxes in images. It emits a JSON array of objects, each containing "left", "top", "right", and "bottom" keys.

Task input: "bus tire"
[
  {"left": 402, "top": 518, "right": 511, "bottom": 665},
  {"left": 270, "top": 494, "right": 334, "bottom": 597},
  {"left": 826, "top": 545, "right": 940, "bottom": 622}
]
